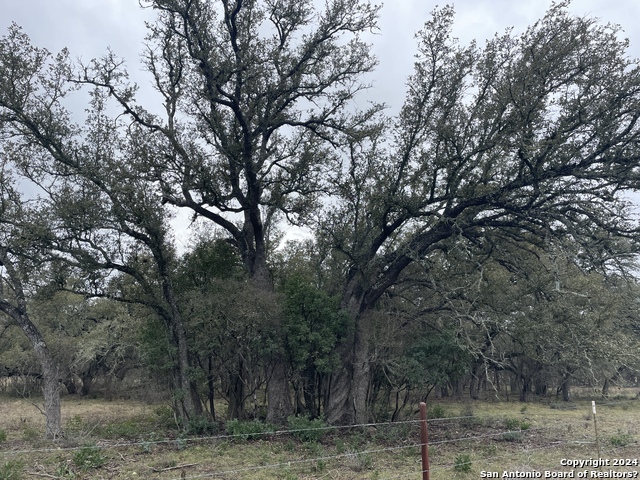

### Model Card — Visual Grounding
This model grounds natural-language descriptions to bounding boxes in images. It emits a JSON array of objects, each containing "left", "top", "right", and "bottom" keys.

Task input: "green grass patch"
[
  {"left": 225, "top": 419, "right": 276, "bottom": 442},
  {"left": 0, "top": 459, "right": 23, "bottom": 480},
  {"left": 610, "top": 431, "right": 633, "bottom": 447},
  {"left": 428, "top": 404, "right": 447, "bottom": 419},
  {"left": 454, "top": 453, "right": 472, "bottom": 473},
  {"left": 504, "top": 417, "right": 531, "bottom": 430},
  {"left": 287, "top": 415, "right": 327, "bottom": 443},
  {"left": 72, "top": 444, "right": 107, "bottom": 472},
  {"left": 185, "top": 415, "right": 219, "bottom": 435}
]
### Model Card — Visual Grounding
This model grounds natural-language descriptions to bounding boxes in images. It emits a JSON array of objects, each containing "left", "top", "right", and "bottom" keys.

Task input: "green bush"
[
  {"left": 226, "top": 419, "right": 274, "bottom": 441},
  {"left": 505, "top": 418, "right": 530, "bottom": 430},
  {"left": 72, "top": 445, "right": 106, "bottom": 472},
  {"left": 153, "top": 405, "right": 177, "bottom": 429},
  {"left": 0, "top": 460, "right": 23, "bottom": 480},
  {"left": 427, "top": 404, "right": 447, "bottom": 419},
  {"left": 21, "top": 425, "right": 39, "bottom": 442},
  {"left": 373, "top": 422, "right": 413, "bottom": 445},
  {"left": 454, "top": 454, "right": 472, "bottom": 472},
  {"left": 501, "top": 431, "right": 523, "bottom": 442},
  {"left": 185, "top": 415, "right": 218, "bottom": 435},
  {"left": 0, "top": 429, "right": 6, "bottom": 442},
  {"left": 54, "top": 459, "right": 74, "bottom": 477},
  {"left": 287, "top": 416, "right": 327, "bottom": 443},
  {"left": 345, "top": 448, "right": 373, "bottom": 472},
  {"left": 610, "top": 431, "right": 633, "bottom": 447}
]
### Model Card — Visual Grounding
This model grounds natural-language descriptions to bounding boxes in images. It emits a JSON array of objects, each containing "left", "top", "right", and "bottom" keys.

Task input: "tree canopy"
[{"left": 1, "top": 1, "right": 640, "bottom": 432}]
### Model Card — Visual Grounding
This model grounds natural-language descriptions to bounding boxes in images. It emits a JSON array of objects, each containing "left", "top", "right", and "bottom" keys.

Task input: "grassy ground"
[{"left": 0, "top": 391, "right": 639, "bottom": 479}]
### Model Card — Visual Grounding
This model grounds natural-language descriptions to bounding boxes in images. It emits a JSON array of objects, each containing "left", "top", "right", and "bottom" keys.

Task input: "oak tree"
[{"left": 320, "top": 3, "right": 640, "bottom": 423}]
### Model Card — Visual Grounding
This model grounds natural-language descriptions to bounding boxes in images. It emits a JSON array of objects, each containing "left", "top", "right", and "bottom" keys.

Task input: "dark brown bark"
[
  {"left": 207, "top": 355, "right": 216, "bottom": 420},
  {"left": 63, "top": 377, "right": 77, "bottom": 395},
  {"left": 248, "top": 254, "right": 292, "bottom": 424},
  {"left": 561, "top": 375, "right": 571, "bottom": 402},
  {"left": 602, "top": 378, "right": 610, "bottom": 398},
  {"left": 520, "top": 377, "right": 532, "bottom": 402},
  {"left": 326, "top": 292, "right": 371, "bottom": 425},
  {"left": 154, "top": 246, "right": 203, "bottom": 421},
  {"left": 266, "top": 358, "right": 293, "bottom": 424},
  {"left": 227, "top": 366, "right": 246, "bottom": 419},
  {"left": 80, "top": 372, "right": 93, "bottom": 397}
]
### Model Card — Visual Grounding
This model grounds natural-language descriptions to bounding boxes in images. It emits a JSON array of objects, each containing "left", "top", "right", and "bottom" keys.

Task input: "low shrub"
[
  {"left": 0, "top": 460, "right": 23, "bottom": 480},
  {"left": 98, "top": 419, "right": 145, "bottom": 439},
  {"left": 501, "top": 431, "right": 523, "bottom": 442},
  {"left": 610, "top": 431, "right": 633, "bottom": 447},
  {"left": 226, "top": 419, "right": 275, "bottom": 441},
  {"left": 185, "top": 415, "right": 219, "bottom": 435},
  {"left": 153, "top": 405, "right": 177, "bottom": 429},
  {"left": 72, "top": 444, "right": 106, "bottom": 472},
  {"left": 427, "top": 404, "right": 447, "bottom": 419},
  {"left": 454, "top": 453, "right": 472, "bottom": 472},
  {"left": 345, "top": 447, "right": 373, "bottom": 472},
  {"left": 287, "top": 416, "right": 327, "bottom": 443},
  {"left": 21, "top": 425, "right": 39, "bottom": 442},
  {"left": 505, "top": 418, "right": 531, "bottom": 430},
  {"left": 373, "top": 422, "right": 413, "bottom": 445}
]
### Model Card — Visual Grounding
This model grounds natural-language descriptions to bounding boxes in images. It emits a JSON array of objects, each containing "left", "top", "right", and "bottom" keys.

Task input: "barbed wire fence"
[{"left": 1, "top": 397, "right": 638, "bottom": 479}]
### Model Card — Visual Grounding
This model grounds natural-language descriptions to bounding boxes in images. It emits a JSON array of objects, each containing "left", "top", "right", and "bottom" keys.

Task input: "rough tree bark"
[{"left": 0, "top": 250, "right": 62, "bottom": 439}]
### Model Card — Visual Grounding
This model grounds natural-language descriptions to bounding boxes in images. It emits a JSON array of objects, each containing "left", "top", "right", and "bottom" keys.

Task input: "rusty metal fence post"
[{"left": 420, "top": 402, "right": 430, "bottom": 480}]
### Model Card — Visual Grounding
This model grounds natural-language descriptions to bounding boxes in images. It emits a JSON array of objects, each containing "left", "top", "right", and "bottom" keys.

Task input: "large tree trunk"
[
  {"left": 41, "top": 358, "right": 62, "bottom": 439},
  {"left": 227, "top": 362, "right": 246, "bottom": 420},
  {"left": 266, "top": 359, "right": 293, "bottom": 424},
  {"left": 326, "top": 308, "right": 371, "bottom": 425},
  {"left": 602, "top": 377, "right": 610, "bottom": 397},
  {"left": 157, "top": 252, "right": 203, "bottom": 422},
  {"left": 17, "top": 316, "right": 62, "bottom": 438},
  {"left": 560, "top": 374, "right": 571, "bottom": 402},
  {"left": 250, "top": 248, "right": 293, "bottom": 424},
  {"left": 80, "top": 372, "right": 93, "bottom": 397},
  {"left": 174, "top": 317, "right": 203, "bottom": 420},
  {"left": 207, "top": 355, "right": 216, "bottom": 421},
  {"left": 469, "top": 361, "right": 481, "bottom": 400},
  {"left": 520, "top": 375, "right": 532, "bottom": 402},
  {"left": 63, "top": 376, "right": 77, "bottom": 395}
]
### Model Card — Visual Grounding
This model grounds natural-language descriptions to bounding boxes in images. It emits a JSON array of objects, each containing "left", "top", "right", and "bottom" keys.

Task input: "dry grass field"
[{"left": 0, "top": 390, "right": 639, "bottom": 479}]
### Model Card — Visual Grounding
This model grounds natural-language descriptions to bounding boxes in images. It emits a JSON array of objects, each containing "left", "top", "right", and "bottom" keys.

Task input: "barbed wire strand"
[
  {"left": 0, "top": 407, "right": 590, "bottom": 458},
  {"left": 0, "top": 419, "right": 555, "bottom": 458},
  {"left": 165, "top": 428, "right": 550, "bottom": 479},
  {"left": 0, "top": 419, "right": 423, "bottom": 457}
]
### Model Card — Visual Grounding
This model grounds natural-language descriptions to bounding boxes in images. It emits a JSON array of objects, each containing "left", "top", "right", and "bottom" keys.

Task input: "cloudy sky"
[
  {"left": 3, "top": 0, "right": 640, "bottom": 114},
  {"left": 3, "top": 0, "right": 640, "bottom": 246}
]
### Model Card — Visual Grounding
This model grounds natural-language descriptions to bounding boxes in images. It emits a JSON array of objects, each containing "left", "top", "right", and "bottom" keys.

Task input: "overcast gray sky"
[{"left": 3, "top": 0, "right": 640, "bottom": 114}]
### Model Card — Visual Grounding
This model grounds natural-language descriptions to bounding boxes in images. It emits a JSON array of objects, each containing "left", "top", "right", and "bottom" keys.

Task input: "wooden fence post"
[
  {"left": 420, "top": 402, "right": 430, "bottom": 480},
  {"left": 592, "top": 400, "right": 601, "bottom": 457}
]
